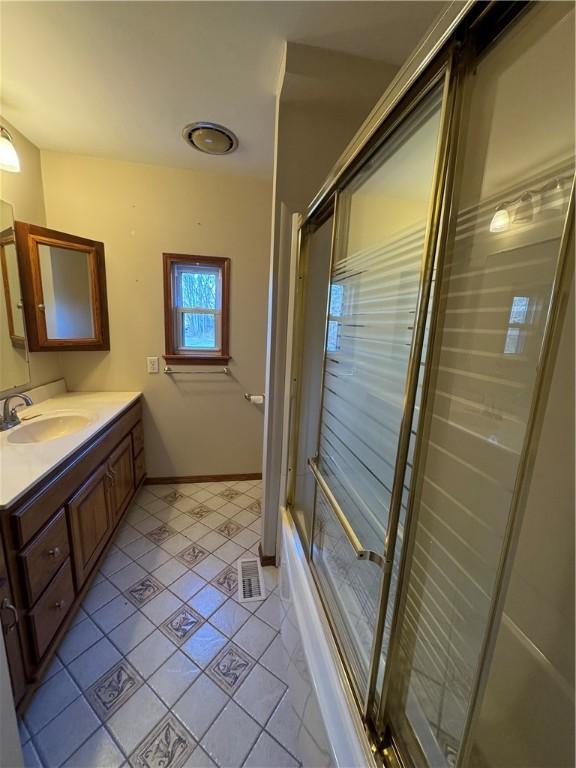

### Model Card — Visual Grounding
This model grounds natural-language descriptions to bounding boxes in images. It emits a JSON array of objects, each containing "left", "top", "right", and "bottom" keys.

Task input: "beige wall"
[
  {"left": 41, "top": 151, "right": 271, "bottom": 477},
  {"left": 261, "top": 42, "right": 398, "bottom": 556},
  {"left": 0, "top": 120, "right": 64, "bottom": 393}
]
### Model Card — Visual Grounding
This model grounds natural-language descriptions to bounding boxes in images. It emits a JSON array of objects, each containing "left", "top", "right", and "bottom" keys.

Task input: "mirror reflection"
[
  {"left": 0, "top": 200, "right": 30, "bottom": 392},
  {"left": 37, "top": 243, "right": 95, "bottom": 340}
]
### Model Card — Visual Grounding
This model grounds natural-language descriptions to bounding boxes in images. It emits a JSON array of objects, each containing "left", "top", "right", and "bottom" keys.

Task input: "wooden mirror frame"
[
  {"left": 14, "top": 222, "right": 110, "bottom": 352},
  {"left": 0, "top": 227, "right": 25, "bottom": 349}
]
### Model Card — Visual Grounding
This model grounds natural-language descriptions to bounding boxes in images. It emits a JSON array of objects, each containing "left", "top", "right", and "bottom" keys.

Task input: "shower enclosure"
[{"left": 284, "top": 2, "right": 575, "bottom": 766}]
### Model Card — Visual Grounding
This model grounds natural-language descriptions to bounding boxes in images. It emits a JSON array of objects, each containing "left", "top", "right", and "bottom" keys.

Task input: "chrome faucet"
[{"left": 0, "top": 394, "right": 33, "bottom": 431}]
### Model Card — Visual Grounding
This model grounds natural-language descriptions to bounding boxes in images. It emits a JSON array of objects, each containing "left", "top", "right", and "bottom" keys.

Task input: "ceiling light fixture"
[
  {"left": 182, "top": 122, "right": 238, "bottom": 155},
  {"left": 489, "top": 174, "right": 570, "bottom": 233},
  {"left": 0, "top": 127, "right": 21, "bottom": 173},
  {"left": 489, "top": 205, "right": 510, "bottom": 233}
]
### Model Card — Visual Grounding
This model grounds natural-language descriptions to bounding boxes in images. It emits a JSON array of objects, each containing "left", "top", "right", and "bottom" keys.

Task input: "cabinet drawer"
[
  {"left": 19, "top": 509, "right": 70, "bottom": 606},
  {"left": 131, "top": 421, "right": 144, "bottom": 458},
  {"left": 134, "top": 450, "right": 146, "bottom": 485},
  {"left": 29, "top": 559, "right": 74, "bottom": 660}
]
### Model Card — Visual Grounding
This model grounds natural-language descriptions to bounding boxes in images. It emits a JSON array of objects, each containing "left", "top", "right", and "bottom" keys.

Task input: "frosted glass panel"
[
  {"left": 311, "top": 84, "right": 444, "bottom": 698},
  {"left": 291, "top": 215, "right": 333, "bottom": 550},
  {"left": 386, "top": 4, "right": 575, "bottom": 765}
]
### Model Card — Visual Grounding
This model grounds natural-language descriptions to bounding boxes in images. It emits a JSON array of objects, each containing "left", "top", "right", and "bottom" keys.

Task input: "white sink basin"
[{"left": 7, "top": 412, "right": 93, "bottom": 444}]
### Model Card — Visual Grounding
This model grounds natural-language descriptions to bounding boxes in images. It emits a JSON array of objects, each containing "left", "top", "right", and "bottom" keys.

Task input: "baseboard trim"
[
  {"left": 145, "top": 473, "right": 262, "bottom": 485},
  {"left": 258, "top": 543, "right": 276, "bottom": 567}
]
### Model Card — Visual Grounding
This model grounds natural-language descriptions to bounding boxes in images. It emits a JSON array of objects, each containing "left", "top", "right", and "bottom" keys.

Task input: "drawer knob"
[
  {"left": 54, "top": 600, "right": 65, "bottom": 610},
  {"left": 48, "top": 547, "right": 61, "bottom": 559}
]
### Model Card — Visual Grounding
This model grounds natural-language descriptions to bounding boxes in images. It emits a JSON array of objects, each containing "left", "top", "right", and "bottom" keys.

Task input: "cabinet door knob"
[
  {"left": 1, "top": 597, "right": 18, "bottom": 633},
  {"left": 48, "top": 547, "right": 61, "bottom": 559},
  {"left": 54, "top": 600, "right": 65, "bottom": 610},
  {"left": 37, "top": 304, "right": 46, "bottom": 311}
]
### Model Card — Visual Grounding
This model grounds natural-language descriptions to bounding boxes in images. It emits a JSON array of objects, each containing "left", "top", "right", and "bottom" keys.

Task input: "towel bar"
[{"left": 163, "top": 366, "right": 230, "bottom": 376}]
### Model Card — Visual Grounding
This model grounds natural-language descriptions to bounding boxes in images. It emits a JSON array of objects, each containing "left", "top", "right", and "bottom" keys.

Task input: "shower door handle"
[{"left": 307, "top": 457, "right": 384, "bottom": 568}]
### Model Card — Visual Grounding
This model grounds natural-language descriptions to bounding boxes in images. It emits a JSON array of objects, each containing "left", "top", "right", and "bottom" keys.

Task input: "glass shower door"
[
  {"left": 381, "top": 3, "right": 575, "bottom": 766},
  {"left": 307, "top": 81, "right": 446, "bottom": 704}
]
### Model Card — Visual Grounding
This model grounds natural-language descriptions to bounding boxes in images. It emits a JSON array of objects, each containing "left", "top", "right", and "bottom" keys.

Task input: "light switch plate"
[{"left": 146, "top": 356, "right": 159, "bottom": 374}]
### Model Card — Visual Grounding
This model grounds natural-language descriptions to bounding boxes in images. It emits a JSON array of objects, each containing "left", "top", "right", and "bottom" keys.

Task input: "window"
[
  {"left": 163, "top": 253, "right": 230, "bottom": 363},
  {"left": 503, "top": 294, "right": 535, "bottom": 355},
  {"left": 326, "top": 282, "right": 344, "bottom": 352}
]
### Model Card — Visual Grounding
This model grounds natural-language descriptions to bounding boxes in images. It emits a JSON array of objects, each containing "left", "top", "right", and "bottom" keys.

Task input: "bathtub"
[{"left": 276, "top": 508, "right": 376, "bottom": 768}]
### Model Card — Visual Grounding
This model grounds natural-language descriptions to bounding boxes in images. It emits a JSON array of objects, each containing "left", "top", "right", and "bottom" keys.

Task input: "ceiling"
[{"left": 1, "top": 1, "right": 445, "bottom": 178}]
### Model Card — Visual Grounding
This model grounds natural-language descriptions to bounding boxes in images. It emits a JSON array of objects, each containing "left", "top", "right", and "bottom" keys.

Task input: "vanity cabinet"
[
  {"left": 0, "top": 547, "right": 26, "bottom": 704},
  {"left": 108, "top": 436, "right": 134, "bottom": 525},
  {"left": 19, "top": 509, "right": 70, "bottom": 605},
  {"left": 0, "top": 398, "right": 145, "bottom": 711},
  {"left": 69, "top": 465, "right": 113, "bottom": 588}
]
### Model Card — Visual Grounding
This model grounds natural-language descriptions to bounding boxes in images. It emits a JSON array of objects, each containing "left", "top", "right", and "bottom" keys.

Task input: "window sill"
[{"left": 163, "top": 354, "right": 231, "bottom": 365}]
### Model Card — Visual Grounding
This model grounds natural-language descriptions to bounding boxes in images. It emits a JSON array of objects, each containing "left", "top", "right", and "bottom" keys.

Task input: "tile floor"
[{"left": 19, "top": 479, "right": 300, "bottom": 768}]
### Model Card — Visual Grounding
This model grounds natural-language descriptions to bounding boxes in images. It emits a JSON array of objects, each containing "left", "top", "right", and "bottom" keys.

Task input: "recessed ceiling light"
[{"left": 182, "top": 122, "right": 238, "bottom": 155}]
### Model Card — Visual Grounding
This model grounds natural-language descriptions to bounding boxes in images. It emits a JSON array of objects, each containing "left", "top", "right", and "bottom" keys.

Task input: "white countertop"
[{"left": 0, "top": 391, "right": 141, "bottom": 510}]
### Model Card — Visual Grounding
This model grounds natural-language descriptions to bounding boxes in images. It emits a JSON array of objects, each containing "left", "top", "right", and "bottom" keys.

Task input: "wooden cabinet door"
[
  {"left": 0, "top": 554, "right": 26, "bottom": 705},
  {"left": 108, "top": 436, "right": 134, "bottom": 524},
  {"left": 68, "top": 464, "right": 112, "bottom": 587}
]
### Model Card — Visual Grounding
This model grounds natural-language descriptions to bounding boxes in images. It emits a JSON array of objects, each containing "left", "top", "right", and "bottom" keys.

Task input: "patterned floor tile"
[
  {"left": 161, "top": 490, "right": 186, "bottom": 505},
  {"left": 130, "top": 713, "right": 196, "bottom": 768},
  {"left": 124, "top": 575, "right": 165, "bottom": 607},
  {"left": 184, "top": 505, "right": 213, "bottom": 522},
  {"left": 247, "top": 500, "right": 261, "bottom": 515},
  {"left": 211, "top": 564, "right": 238, "bottom": 597},
  {"left": 160, "top": 605, "right": 205, "bottom": 646},
  {"left": 18, "top": 477, "right": 278, "bottom": 768},
  {"left": 86, "top": 659, "right": 144, "bottom": 720},
  {"left": 206, "top": 642, "right": 254, "bottom": 694},
  {"left": 176, "top": 543, "right": 209, "bottom": 568},
  {"left": 218, "top": 488, "right": 241, "bottom": 501},
  {"left": 215, "top": 520, "right": 242, "bottom": 539},
  {"left": 146, "top": 524, "right": 178, "bottom": 545}
]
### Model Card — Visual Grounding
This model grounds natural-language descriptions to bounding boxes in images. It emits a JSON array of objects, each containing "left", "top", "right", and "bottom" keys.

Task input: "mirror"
[
  {"left": 37, "top": 243, "right": 95, "bottom": 340},
  {"left": 15, "top": 222, "right": 109, "bottom": 351},
  {"left": 0, "top": 200, "right": 30, "bottom": 392}
]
